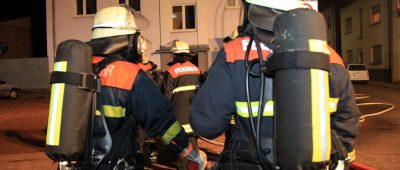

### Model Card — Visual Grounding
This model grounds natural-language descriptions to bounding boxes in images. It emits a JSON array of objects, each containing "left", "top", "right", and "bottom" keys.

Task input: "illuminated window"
[
  {"left": 172, "top": 4, "right": 196, "bottom": 31},
  {"left": 371, "top": 4, "right": 381, "bottom": 25},
  {"left": 76, "top": 0, "right": 97, "bottom": 15},
  {"left": 345, "top": 17, "right": 352, "bottom": 34},
  {"left": 371, "top": 45, "right": 382, "bottom": 65},
  {"left": 119, "top": 0, "right": 140, "bottom": 11}
]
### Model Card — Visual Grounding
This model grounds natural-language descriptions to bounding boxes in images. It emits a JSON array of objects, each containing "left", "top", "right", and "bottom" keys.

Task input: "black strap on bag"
[{"left": 50, "top": 72, "right": 97, "bottom": 91}]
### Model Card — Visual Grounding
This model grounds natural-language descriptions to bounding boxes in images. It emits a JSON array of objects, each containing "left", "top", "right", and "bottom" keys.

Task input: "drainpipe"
[{"left": 388, "top": 0, "right": 393, "bottom": 82}]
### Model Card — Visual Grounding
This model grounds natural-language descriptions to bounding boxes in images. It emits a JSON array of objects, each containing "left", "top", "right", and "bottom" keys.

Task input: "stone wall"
[{"left": 0, "top": 17, "right": 32, "bottom": 59}]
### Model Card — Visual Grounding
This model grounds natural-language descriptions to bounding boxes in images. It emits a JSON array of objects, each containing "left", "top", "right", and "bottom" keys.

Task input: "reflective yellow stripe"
[
  {"left": 46, "top": 61, "right": 67, "bottom": 146},
  {"left": 235, "top": 100, "right": 274, "bottom": 118},
  {"left": 328, "top": 98, "right": 339, "bottom": 113},
  {"left": 172, "top": 85, "right": 198, "bottom": 94},
  {"left": 309, "top": 39, "right": 329, "bottom": 54},
  {"left": 95, "top": 110, "right": 101, "bottom": 116},
  {"left": 311, "top": 69, "right": 331, "bottom": 162},
  {"left": 161, "top": 121, "right": 182, "bottom": 145},
  {"left": 103, "top": 105, "right": 126, "bottom": 118},
  {"left": 347, "top": 149, "right": 356, "bottom": 162},
  {"left": 182, "top": 124, "right": 193, "bottom": 133},
  {"left": 230, "top": 115, "right": 235, "bottom": 125}
]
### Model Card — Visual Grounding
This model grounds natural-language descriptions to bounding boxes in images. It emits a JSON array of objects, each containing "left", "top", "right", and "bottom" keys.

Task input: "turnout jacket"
[
  {"left": 190, "top": 37, "right": 360, "bottom": 164},
  {"left": 161, "top": 61, "right": 201, "bottom": 133},
  {"left": 92, "top": 56, "right": 189, "bottom": 167}
]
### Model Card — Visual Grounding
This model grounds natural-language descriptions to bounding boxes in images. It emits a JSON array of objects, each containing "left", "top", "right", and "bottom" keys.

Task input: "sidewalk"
[{"left": 365, "top": 80, "right": 400, "bottom": 89}]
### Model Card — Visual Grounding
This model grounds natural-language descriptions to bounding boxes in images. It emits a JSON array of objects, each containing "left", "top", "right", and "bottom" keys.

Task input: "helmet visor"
[
  {"left": 137, "top": 35, "right": 152, "bottom": 55},
  {"left": 248, "top": 4, "right": 283, "bottom": 31}
]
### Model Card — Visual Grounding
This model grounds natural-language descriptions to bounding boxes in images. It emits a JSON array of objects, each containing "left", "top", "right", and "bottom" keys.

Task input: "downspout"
[
  {"left": 52, "top": 0, "right": 56, "bottom": 60},
  {"left": 388, "top": 0, "right": 393, "bottom": 82}
]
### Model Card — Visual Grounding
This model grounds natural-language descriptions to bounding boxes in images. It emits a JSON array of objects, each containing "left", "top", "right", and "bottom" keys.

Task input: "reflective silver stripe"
[
  {"left": 182, "top": 124, "right": 193, "bottom": 133},
  {"left": 235, "top": 101, "right": 274, "bottom": 118},
  {"left": 172, "top": 85, "right": 198, "bottom": 94}
]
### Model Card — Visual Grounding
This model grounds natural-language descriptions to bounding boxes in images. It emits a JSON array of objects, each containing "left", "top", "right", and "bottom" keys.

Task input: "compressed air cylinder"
[
  {"left": 271, "top": 9, "right": 331, "bottom": 169},
  {"left": 45, "top": 40, "right": 93, "bottom": 161}
]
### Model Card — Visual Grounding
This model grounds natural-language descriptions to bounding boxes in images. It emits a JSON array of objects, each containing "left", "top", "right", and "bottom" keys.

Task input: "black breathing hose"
[{"left": 244, "top": 31, "right": 279, "bottom": 169}]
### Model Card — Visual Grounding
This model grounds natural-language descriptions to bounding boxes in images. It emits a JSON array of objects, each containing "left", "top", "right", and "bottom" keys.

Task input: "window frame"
[
  {"left": 370, "top": 4, "right": 381, "bottom": 25},
  {"left": 74, "top": 0, "right": 97, "bottom": 17},
  {"left": 346, "top": 49, "right": 354, "bottom": 64},
  {"left": 345, "top": 17, "right": 352, "bottom": 34},
  {"left": 171, "top": 4, "right": 197, "bottom": 32},
  {"left": 226, "top": 0, "right": 241, "bottom": 9},
  {"left": 371, "top": 45, "right": 382, "bottom": 65},
  {"left": 119, "top": 0, "right": 140, "bottom": 12}
]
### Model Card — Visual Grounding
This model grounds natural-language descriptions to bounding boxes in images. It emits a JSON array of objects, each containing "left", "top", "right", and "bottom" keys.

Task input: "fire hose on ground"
[{"left": 198, "top": 93, "right": 395, "bottom": 170}]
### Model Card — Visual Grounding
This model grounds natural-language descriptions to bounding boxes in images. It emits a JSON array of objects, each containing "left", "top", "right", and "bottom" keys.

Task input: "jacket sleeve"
[
  {"left": 329, "top": 63, "right": 361, "bottom": 162},
  {"left": 190, "top": 49, "right": 236, "bottom": 139},
  {"left": 161, "top": 71, "right": 174, "bottom": 101},
  {"left": 128, "top": 71, "right": 189, "bottom": 154}
]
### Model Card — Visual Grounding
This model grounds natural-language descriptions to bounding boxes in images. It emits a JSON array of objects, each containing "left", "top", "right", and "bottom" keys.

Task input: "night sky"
[{"left": 0, "top": 0, "right": 47, "bottom": 57}]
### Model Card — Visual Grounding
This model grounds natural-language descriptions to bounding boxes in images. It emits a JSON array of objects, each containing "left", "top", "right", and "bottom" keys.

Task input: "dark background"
[{"left": 0, "top": 0, "right": 47, "bottom": 58}]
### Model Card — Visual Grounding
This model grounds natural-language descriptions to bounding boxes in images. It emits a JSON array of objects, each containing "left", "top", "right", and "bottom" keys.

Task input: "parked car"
[
  {"left": 347, "top": 64, "right": 369, "bottom": 83},
  {"left": 0, "top": 79, "right": 20, "bottom": 99}
]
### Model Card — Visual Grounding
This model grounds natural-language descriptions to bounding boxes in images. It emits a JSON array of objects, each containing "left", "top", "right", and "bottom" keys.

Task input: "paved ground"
[{"left": 0, "top": 81, "right": 399, "bottom": 169}]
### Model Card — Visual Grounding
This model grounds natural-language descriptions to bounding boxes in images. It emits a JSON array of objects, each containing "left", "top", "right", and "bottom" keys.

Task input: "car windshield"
[{"left": 349, "top": 65, "right": 367, "bottom": 70}]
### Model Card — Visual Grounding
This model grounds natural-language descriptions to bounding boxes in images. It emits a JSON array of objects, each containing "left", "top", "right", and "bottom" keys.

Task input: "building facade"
[
  {"left": 46, "top": 0, "right": 243, "bottom": 72},
  {"left": 339, "top": 0, "right": 400, "bottom": 82}
]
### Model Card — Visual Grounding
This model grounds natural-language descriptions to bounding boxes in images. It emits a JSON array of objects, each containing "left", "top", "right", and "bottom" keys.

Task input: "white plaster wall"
[
  {"left": 0, "top": 58, "right": 50, "bottom": 89},
  {"left": 139, "top": 0, "right": 161, "bottom": 68},
  {"left": 47, "top": 0, "right": 242, "bottom": 70},
  {"left": 341, "top": 0, "right": 389, "bottom": 69}
]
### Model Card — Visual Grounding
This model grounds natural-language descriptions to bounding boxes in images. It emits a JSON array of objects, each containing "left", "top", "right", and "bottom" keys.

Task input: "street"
[{"left": 0, "top": 83, "right": 399, "bottom": 169}]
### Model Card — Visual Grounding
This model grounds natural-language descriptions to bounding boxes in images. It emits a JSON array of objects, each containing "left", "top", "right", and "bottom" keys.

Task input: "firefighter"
[
  {"left": 189, "top": 0, "right": 360, "bottom": 169},
  {"left": 160, "top": 40, "right": 203, "bottom": 169},
  {"left": 89, "top": 5, "right": 206, "bottom": 169}
]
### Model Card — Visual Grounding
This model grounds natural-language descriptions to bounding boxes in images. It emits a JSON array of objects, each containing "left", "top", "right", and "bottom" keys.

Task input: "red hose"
[{"left": 350, "top": 162, "right": 376, "bottom": 170}]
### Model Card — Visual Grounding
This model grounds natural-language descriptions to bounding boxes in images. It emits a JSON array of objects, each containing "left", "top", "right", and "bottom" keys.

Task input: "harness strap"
[{"left": 50, "top": 71, "right": 96, "bottom": 91}]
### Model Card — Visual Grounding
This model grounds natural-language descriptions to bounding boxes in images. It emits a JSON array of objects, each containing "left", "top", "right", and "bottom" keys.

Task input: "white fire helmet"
[
  {"left": 245, "top": 0, "right": 318, "bottom": 11},
  {"left": 171, "top": 40, "right": 190, "bottom": 54},
  {"left": 245, "top": 0, "right": 318, "bottom": 31},
  {"left": 91, "top": 5, "right": 150, "bottom": 39}
]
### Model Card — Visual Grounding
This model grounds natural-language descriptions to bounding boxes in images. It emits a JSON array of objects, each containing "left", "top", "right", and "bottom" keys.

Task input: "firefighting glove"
[{"left": 179, "top": 143, "right": 207, "bottom": 170}]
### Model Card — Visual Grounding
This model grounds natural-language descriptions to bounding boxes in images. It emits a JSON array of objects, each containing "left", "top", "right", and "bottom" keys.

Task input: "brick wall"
[{"left": 0, "top": 17, "right": 32, "bottom": 59}]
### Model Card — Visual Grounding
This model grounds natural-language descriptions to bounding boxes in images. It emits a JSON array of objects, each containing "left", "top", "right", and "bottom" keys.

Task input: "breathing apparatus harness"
[{"left": 236, "top": 23, "right": 279, "bottom": 169}]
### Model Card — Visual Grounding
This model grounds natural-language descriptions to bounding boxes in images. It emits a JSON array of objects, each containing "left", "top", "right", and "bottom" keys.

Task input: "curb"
[{"left": 366, "top": 80, "right": 400, "bottom": 89}]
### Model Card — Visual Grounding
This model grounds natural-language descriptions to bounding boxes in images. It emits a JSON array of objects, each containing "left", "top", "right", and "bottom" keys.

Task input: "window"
[
  {"left": 172, "top": 4, "right": 196, "bottom": 31},
  {"left": 371, "top": 4, "right": 381, "bottom": 25},
  {"left": 347, "top": 50, "right": 353, "bottom": 64},
  {"left": 358, "top": 47, "right": 364, "bottom": 64},
  {"left": 76, "top": 0, "right": 97, "bottom": 15},
  {"left": 371, "top": 45, "right": 382, "bottom": 65},
  {"left": 227, "top": 0, "right": 241, "bottom": 8},
  {"left": 119, "top": 0, "right": 140, "bottom": 11},
  {"left": 345, "top": 17, "right": 352, "bottom": 34}
]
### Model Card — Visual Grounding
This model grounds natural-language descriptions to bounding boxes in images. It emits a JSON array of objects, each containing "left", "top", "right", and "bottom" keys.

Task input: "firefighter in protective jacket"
[
  {"left": 161, "top": 40, "right": 202, "bottom": 169},
  {"left": 189, "top": 0, "right": 360, "bottom": 169},
  {"left": 162, "top": 40, "right": 201, "bottom": 133},
  {"left": 89, "top": 5, "right": 205, "bottom": 169}
]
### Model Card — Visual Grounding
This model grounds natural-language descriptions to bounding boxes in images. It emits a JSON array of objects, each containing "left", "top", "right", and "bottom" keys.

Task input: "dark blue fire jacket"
[{"left": 189, "top": 37, "right": 360, "bottom": 164}]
